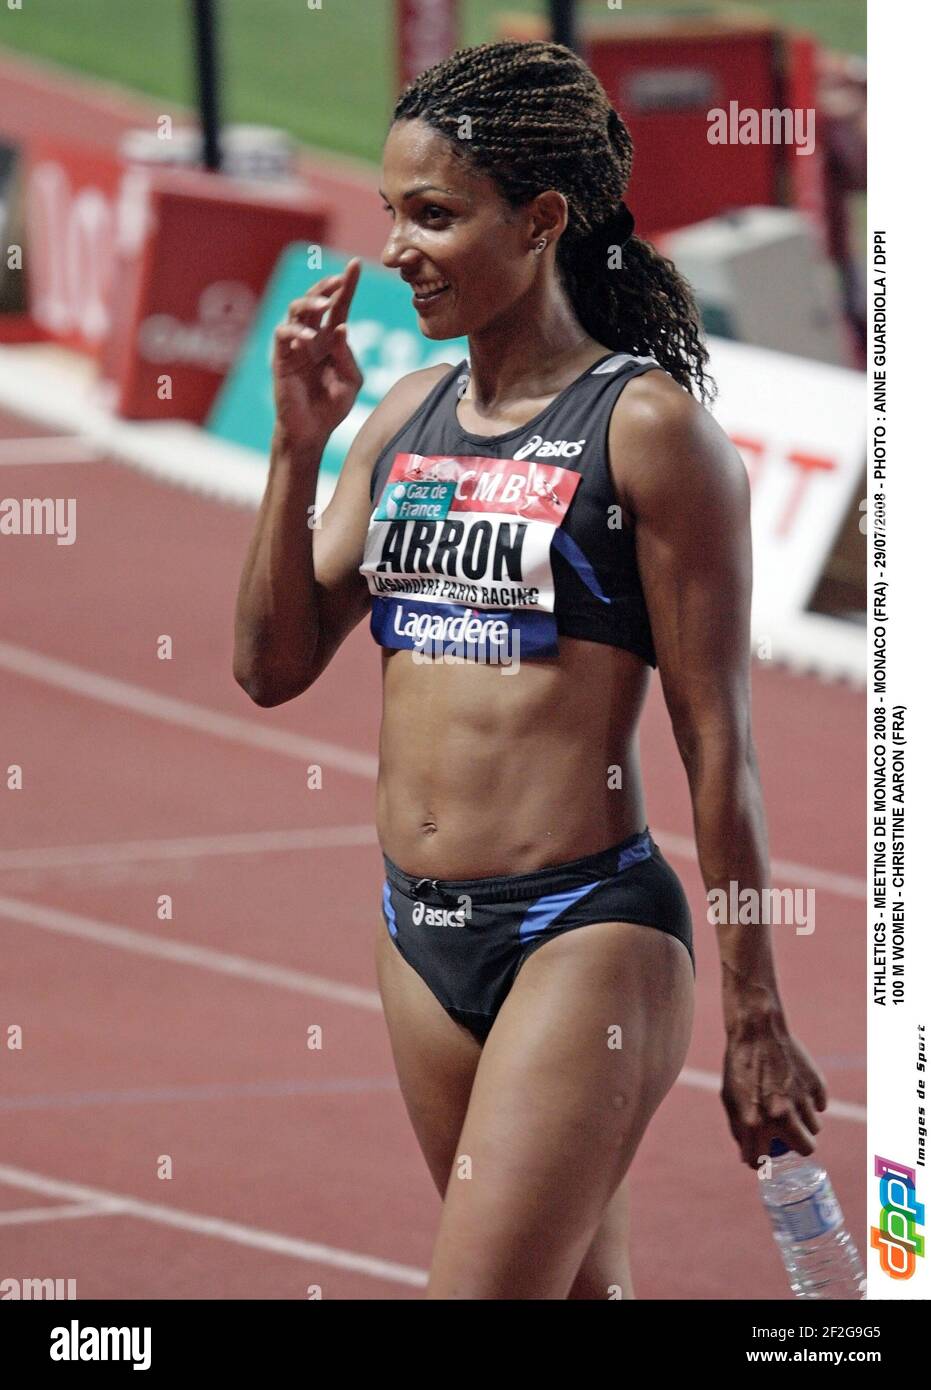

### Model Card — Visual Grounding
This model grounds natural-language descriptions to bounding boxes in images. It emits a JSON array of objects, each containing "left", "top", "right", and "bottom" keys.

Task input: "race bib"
[{"left": 361, "top": 452, "right": 581, "bottom": 659}]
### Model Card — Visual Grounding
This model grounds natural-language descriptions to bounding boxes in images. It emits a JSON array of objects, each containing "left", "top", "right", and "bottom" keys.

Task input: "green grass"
[{"left": 0, "top": 0, "right": 864, "bottom": 166}]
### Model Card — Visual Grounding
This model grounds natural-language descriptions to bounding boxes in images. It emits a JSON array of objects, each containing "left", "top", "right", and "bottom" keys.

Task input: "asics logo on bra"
[
  {"left": 412, "top": 901, "right": 468, "bottom": 927},
  {"left": 513, "top": 435, "right": 585, "bottom": 461}
]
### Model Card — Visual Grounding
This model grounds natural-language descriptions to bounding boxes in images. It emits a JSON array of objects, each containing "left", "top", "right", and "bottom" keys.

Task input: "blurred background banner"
[{"left": 706, "top": 336, "right": 863, "bottom": 642}]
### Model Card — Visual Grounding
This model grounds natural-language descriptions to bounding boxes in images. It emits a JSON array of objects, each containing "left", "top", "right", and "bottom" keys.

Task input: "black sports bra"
[{"left": 360, "top": 351, "right": 660, "bottom": 666}]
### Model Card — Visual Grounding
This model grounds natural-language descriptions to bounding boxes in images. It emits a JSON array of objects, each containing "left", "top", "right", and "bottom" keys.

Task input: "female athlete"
[{"left": 234, "top": 39, "right": 828, "bottom": 1300}]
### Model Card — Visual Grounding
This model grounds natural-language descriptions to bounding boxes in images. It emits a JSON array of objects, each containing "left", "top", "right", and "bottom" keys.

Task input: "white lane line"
[
  {"left": 0, "top": 1164, "right": 428, "bottom": 1287},
  {"left": 0, "top": 823, "right": 866, "bottom": 902},
  {"left": 0, "top": 641, "right": 379, "bottom": 779},
  {"left": 0, "top": 1200, "right": 128, "bottom": 1226},
  {"left": 0, "top": 895, "right": 866, "bottom": 1123},
  {"left": 0, "top": 825, "right": 379, "bottom": 872},
  {"left": 0, "top": 823, "right": 866, "bottom": 901},
  {"left": 0, "top": 895, "right": 383, "bottom": 1012},
  {"left": 818, "top": 1098, "right": 867, "bottom": 1123},
  {"left": 0, "top": 641, "right": 864, "bottom": 897},
  {"left": 0, "top": 1071, "right": 865, "bottom": 1123},
  {"left": 678, "top": 1067, "right": 865, "bottom": 1124},
  {"left": 657, "top": 831, "right": 866, "bottom": 901},
  {"left": 0, "top": 345, "right": 286, "bottom": 510},
  {"left": 0, "top": 437, "right": 104, "bottom": 465},
  {"left": 0, "top": 1077, "right": 400, "bottom": 1113}
]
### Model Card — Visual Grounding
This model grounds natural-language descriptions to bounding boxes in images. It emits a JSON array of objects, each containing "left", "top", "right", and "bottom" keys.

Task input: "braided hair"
[{"left": 392, "top": 39, "right": 714, "bottom": 402}]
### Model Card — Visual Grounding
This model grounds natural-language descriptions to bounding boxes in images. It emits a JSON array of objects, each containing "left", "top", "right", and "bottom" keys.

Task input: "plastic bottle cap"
[{"left": 769, "top": 1139, "right": 791, "bottom": 1157}]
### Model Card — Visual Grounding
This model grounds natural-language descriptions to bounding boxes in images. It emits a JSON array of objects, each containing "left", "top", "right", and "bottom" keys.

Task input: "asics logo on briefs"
[
  {"left": 512, "top": 435, "right": 585, "bottom": 461},
  {"left": 412, "top": 901, "right": 468, "bottom": 927}
]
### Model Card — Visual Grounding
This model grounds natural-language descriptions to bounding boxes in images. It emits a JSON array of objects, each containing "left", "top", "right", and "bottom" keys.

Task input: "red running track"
[{"left": 0, "top": 409, "right": 866, "bottom": 1299}]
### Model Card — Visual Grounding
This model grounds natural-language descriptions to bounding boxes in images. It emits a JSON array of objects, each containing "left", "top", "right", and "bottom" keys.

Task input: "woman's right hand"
[{"left": 272, "top": 257, "right": 364, "bottom": 447}]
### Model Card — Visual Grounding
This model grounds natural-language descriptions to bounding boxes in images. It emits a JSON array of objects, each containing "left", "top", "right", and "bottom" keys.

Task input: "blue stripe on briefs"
[
  {"left": 518, "top": 832, "right": 654, "bottom": 944},
  {"left": 382, "top": 880, "right": 398, "bottom": 937},
  {"left": 518, "top": 881, "right": 600, "bottom": 943},
  {"left": 550, "top": 528, "right": 612, "bottom": 604},
  {"left": 616, "top": 833, "right": 653, "bottom": 872}
]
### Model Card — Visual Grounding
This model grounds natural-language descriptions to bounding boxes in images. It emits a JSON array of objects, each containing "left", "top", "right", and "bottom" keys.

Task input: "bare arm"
[
  {"left": 233, "top": 260, "right": 362, "bottom": 705},
  {"left": 233, "top": 420, "right": 368, "bottom": 706},
  {"left": 611, "top": 372, "right": 828, "bottom": 1167}
]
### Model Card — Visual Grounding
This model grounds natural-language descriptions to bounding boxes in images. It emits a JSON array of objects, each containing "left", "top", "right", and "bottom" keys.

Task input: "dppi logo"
[{"left": 870, "top": 1155, "right": 925, "bottom": 1279}]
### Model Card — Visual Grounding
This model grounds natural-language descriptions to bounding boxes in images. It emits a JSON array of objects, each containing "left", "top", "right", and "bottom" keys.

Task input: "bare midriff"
[{"left": 375, "top": 635, "right": 651, "bottom": 879}]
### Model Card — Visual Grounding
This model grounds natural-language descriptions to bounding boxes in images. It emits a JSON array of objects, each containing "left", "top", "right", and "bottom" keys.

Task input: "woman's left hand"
[{"left": 721, "top": 1007, "right": 829, "bottom": 1169}]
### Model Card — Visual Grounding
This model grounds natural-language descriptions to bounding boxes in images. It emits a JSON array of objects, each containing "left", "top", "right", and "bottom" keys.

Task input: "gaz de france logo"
[{"left": 374, "top": 479, "right": 455, "bottom": 523}]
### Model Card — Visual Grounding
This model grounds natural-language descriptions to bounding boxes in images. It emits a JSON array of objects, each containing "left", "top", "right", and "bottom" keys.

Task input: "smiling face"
[{"left": 379, "top": 118, "right": 543, "bottom": 339}]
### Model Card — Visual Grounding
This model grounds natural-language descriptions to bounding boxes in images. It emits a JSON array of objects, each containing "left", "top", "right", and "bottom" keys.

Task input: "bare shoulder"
[
  {"left": 608, "top": 368, "right": 747, "bottom": 515},
  {"left": 334, "top": 361, "right": 459, "bottom": 487},
  {"left": 387, "top": 360, "right": 459, "bottom": 404},
  {"left": 369, "top": 361, "right": 459, "bottom": 444}
]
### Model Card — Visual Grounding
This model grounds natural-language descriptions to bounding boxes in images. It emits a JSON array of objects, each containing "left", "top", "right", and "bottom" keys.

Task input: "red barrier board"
[
  {"left": 98, "top": 164, "right": 329, "bottom": 421},
  {"left": 783, "top": 33, "right": 828, "bottom": 247},
  {"left": 397, "top": 0, "right": 459, "bottom": 91},
  {"left": 496, "top": 14, "right": 798, "bottom": 238},
  {"left": 22, "top": 137, "right": 126, "bottom": 352},
  {"left": 19, "top": 136, "right": 329, "bottom": 421},
  {"left": 586, "top": 21, "right": 781, "bottom": 235}
]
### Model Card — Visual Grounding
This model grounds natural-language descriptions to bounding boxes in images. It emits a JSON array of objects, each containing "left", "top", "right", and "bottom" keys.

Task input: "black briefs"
[{"left": 381, "top": 828, "right": 694, "bottom": 1044}]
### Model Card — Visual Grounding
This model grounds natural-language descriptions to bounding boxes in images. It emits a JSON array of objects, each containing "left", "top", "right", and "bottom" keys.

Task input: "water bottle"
[{"left": 760, "top": 1140, "right": 867, "bottom": 1299}]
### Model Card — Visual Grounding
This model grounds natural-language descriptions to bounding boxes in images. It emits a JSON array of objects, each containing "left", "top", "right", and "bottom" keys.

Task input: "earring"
[{"left": 534, "top": 239, "right": 547, "bottom": 254}]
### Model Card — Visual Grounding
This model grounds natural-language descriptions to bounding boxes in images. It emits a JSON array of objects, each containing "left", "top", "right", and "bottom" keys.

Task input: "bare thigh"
[
  {"left": 374, "top": 918, "right": 482, "bottom": 1196},
  {"left": 375, "top": 918, "right": 635, "bottom": 1298},
  {"left": 426, "top": 920, "right": 694, "bottom": 1299}
]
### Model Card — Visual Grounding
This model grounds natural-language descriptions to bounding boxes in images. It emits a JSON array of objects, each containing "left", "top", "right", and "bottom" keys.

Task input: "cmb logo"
[{"left": 870, "top": 1155, "right": 925, "bottom": 1279}]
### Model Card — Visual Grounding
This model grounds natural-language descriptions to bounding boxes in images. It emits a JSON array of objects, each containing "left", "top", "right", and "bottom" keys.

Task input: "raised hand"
[{"left": 272, "top": 257, "right": 364, "bottom": 447}]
